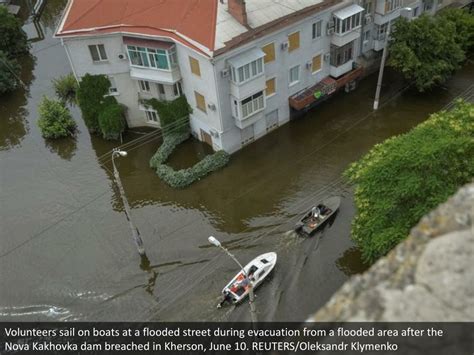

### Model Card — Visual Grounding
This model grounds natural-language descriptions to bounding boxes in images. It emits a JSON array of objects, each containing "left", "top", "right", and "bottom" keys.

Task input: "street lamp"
[
  {"left": 373, "top": 7, "right": 412, "bottom": 110},
  {"left": 208, "top": 236, "right": 258, "bottom": 323},
  {"left": 111, "top": 148, "right": 146, "bottom": 256}
]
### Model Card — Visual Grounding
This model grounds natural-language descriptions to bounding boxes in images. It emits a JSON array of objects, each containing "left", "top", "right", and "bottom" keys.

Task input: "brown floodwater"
[{"left": 1, "top": 0, "right": 473, "bottom": 321}]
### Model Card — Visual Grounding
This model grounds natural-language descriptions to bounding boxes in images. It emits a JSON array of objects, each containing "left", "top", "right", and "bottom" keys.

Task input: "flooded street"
[{"left": 1, "top": 1, "right": 473, "bottom": 322}]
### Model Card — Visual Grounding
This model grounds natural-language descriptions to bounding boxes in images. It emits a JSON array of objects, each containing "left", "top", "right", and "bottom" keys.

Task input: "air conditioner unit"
[
  {"left": 208, "top": 103, "right": 217, "bottom": 111},
  {"left": 324, "top": 53, "right": 330, "bottom": 62},
  {"left": 281, "top": 42, "right": 289, "bottom": 51},
  {"left": 327, "top": 27, "right": 335, "bottom": 35},
  {"left": 118, "top": 53, "right": 127, "bottom": 60},
  {"left": 221, "top": 68, "right": 230, "bottom": 78},
  {"left": 210, "top": 129, "right": 219, "bottom": 138},
  {"left": 364, "top": 14, "right": 372, "bottom": 24},
  {"left": 306, "top": 61, "right": 312, "bottom": 70}
]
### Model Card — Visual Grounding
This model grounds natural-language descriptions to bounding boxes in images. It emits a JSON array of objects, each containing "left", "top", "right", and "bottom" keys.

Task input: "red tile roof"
[{"left": 56, "top": 0, "right": 218, "bottom": 54}]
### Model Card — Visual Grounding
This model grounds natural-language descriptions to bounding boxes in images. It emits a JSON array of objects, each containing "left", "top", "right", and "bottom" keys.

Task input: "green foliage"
[
  {"left": 156, "top": 150, "right": 231, "bottom": 189},
  {"left": 76, "top": 74, "right": 111, "bottom": 133},
  {"left": 145, "top": 96, "right": 191, "bottom": 135},
  {"left": 149, "top": 132, "right": 190, "bottom": 168},
  {"left": 344, "top": 101, "right": 474, "bottom": 263},
  {"left": 0, "top": 6, "right": 29, "bottom": 57},
  {"left": 439, "top": 8, "right": 474, "bottom": 53},
  {"left": 37, "top": 97, "right": 77, "bottom": 139},
  {"left": 52, "top": 74, "right": 78, "bottom": 105},
  {"left": 98, "top": 96, "right": 126, "bottom": 140},
  {"left": 388, "top": 13, "right": 470, "bottom": 91},
  {"left": 0, "top": 51, "right": 20, "bottom": 94}
]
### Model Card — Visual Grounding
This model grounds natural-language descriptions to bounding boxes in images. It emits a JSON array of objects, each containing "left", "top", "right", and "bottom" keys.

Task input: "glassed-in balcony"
[
  {"left": 124, "top": 37, "right": 181, "bottom": 84},
  {"left": 330, "top": 4, "right": 364, "bottom": 47}
]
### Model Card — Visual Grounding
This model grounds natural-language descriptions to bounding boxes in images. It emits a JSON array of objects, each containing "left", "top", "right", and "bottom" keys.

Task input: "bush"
[
  {"left": 150, "top": 132, "right": 190, "bottom": 168},
  {"left": 98, "top": 96, "right": 126, "bottom": 140},
  {"left": 0, "top": 6, "right": 29, "bottom": 57},
  {"left": 53, "top": 73, "right": 78, "bottom": 105},
  {"left": 344, "top": 100, "right": 474, "bottom": 263},
  {"left": 37, "top": 97, "right": 76, "bottom": 139},
  {"left": 0, "top": 51, "right": 21, "bottom": 94},
  {"left": 156, "top": 150, "right": 230, "bottom": 189},
  {"left": 439, "top": 8, "right": 474, "bottom": 53},
  {"left": 76, "top": 74, "right": 111, "bottom": 133},
  {"left": 145, "top": 96, "right": 191, "bottom": 135}
]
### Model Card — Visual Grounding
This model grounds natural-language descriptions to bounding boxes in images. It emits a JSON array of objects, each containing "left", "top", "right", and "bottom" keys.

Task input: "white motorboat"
[{"left": 220, "top": 252, "right": 277, "bottom": 305}]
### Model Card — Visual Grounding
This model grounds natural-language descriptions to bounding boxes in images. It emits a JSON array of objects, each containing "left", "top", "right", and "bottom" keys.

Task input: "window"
[
  {"left": 312, "top": 54, "right": 322, "bottom": 73},
  {"left": 376, "top": 23, "right": 388, "bottom": 40},
  {"left": 289, "top": 65, "right": 300, "bottom": 85},
  {"left": 157, "top": 84, "right": 165, "bottom": 95},
  {"left": 364, "top": 29, "right": 371, "bottom": 42},
  {"left": 262, "top": 43, "right": 275, "bottom": 63},
  {"left": 241, "top": 91, "right": 264, "bottom": 119},
  {"left": 334, "top": 12, "right": 362, "bottom": 35},
  {"left": 189, "top": 56, "right": 201, "bottom": 77},
  {"left": 145, "top": 110, "right": 159, "bottom": 123},
  {"left": 265, "top": 78, "right": 276, "bottom": 96},
  {"left": 330, "top": 42, "right": 354, "bottom": 67},
  {"left": 195, "top": 91, "right": 206, "bottom": 113},
  {"left": 230, "top": 58, "right": 264, "bottom": 84},
  {"left": 288, "top": 32, "right": 300, "bottom": 52},
  {"left": 312, "top": 20, "right": 323, "bottom": 39},
  {"left": 385, "top": 0, "right": 401, "bottom": 13},
  {"left": 413, "top": 7, "right": 419, "bottom": 16},
  {"left": 89, "top": 44, "right": 107, "bottom": 62},
  {"left": 173, "top": 82, "right": 182, "bottom": 97},
  {"left": 363, "top": 0, "right": 372, "bottom": 13},
  {"left": 127, "top": 45, "right": 173, "bottom": 70},
  {"left": 108, "top": 77, "right": 118, "bottom": 94},
  {"left": 139, "top": 80, "right": 150, "bottom": 92}
]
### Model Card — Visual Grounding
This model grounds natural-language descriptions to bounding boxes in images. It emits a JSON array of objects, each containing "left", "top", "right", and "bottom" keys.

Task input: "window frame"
[
  {"left": 195, "top": 91, "right": 207, "bottom": 113},
  {"left": 288, "top": 31, "right": 300, "bottom": 52},
  {"left": 312, "top": 20, "right": 323, "bottom": 40},
  {"left": 139, "top": 80, "right": 151, "bottom": 93},
  {"left": 312, "top": 54, "right": 323, "bottom": 74},
  {"left": 265, "top": 77, "right": 276, "bottom": 98},
  {"left": 145, "top": 109, "right": 159, "bottom": 124},
  {"left": 127, "top": 45, "right": 175, "bottom": 71},
  {"left": 189, "top": 56, "right": 201, "bottom": 77},
  {"left": 240, "top": 91, "right": 265, "bottom": 119},
  {"left": 89, "top": 44, "right": 108, "bottom": 62},
  {"left": 108, "top": 76, "right": 118, "bottom": 95},
  {"left": 230, "top": 57, "right": 264, "bottom": 85},
  {"left": 262, "top": 42, "right": 276, "bottom": 63},
  {"left": 289, "top": 65, "right": 300, "bottom": 86}
]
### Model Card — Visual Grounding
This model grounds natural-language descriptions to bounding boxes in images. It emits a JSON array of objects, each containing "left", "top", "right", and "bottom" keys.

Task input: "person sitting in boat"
[
  {"left": 317, "top": 204, "right": 329, "bottom": 216},
  {"left": 312, "top": 206, "right": 321, "bottom": 219}
]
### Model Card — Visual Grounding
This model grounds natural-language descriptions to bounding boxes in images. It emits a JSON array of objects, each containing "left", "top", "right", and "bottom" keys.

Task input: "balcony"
[
  {"left": 330, "top": 4, "right": 364, "bottom": 47},
  {"left": 330, "top": 60, "right": 354, "bottom": 78},
  {"left": 130, "top": 66, "right": 181, "bottom": 85},
  {"left": 124, "top": 36, "right": 181, "bottom": 85},
  {"left": 228, "top": 48, "right": 266, "bottom": 100},
  {"left": 234, "top": 110, "right": 265, "bottom": 129}
]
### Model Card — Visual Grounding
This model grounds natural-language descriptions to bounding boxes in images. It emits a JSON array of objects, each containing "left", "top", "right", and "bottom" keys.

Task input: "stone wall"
[{"left": 310, "top": 183, "right": 473, "bottom": 321}]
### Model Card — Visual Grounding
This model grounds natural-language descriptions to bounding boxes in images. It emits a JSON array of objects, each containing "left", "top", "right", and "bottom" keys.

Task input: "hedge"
[
  {"left": 76, "top": 74, "right": 111, "bottom": 133},
  {"left": 150, "top": 132, "right": 190, "bottom": 168},
  {"left": 145, "top": 96, "right": 191, "bottom": 135},
  {"left": 155, "top": 150, "right": 230, "bottom": 189}
]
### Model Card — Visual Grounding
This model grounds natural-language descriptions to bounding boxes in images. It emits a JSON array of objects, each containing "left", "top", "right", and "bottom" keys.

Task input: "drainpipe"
[{"left": 61, "top": 38, "right": 79, "bottom": 83}]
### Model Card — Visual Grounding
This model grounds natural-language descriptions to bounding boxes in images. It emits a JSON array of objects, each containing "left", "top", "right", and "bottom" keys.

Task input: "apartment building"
[{"left": 55, "top": 0, "right": 438, "bottom": 153}]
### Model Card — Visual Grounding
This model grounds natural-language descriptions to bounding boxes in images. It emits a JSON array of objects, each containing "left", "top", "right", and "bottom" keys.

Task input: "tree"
[
  {"left": 389, "top": 15, "right": 465, "bottom": 92},
  {"left": 98, "top": 96, "right": 126, "bottom": 140},
  {"left": 52, "top": 73, "right": 78, "bottom": 105},
  {"left": 0, "top": 6, "right": 29, "bottom": 57},
  {"left": 439, "top": 8, "right": 474, "bottom": 53},
  {"left": 37, "top": 97, "right": 77, "bottom": 139},
  {"left": 344, "top": 101, "right": 474, "bottom": 263},
  {"left": 0, "top": 51, "right": 21, "bottom": 94},
  {"left": 76, "top": 74, "right": 111, "bottom": 133}
]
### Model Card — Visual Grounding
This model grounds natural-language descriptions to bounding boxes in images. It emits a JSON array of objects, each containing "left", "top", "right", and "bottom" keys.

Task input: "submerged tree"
[
  {"left": 345, "top": 101, "right": 474, "bottom": 263},
  {"left": 37, "top": 97, "right": 77, "bottom": 139},
  {"left": 388, "top": 13, "right": 469, "bottom": 91},
  {"left": 76, "top": 74, "right": 111, "bottom": 133},
  {"left": 52, "top": 73, "right": 78, "bottom": 105},
  {"left": 0, "top": 51, "right": 21, "bottom": 94},
  {"left": 0, "top": 6, "right": 29, "bottom": 57}
]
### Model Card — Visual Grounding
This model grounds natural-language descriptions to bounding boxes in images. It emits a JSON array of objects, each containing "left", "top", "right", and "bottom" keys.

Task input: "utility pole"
[
  {"left": 208, "top": 236, "right": 258, "bottom": 323},
  {"left": 112, "top": 149, "right": 146, "bottom": 256},
  {"left": 373, "top": 8, "right": 412, "bottom": 110}
]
